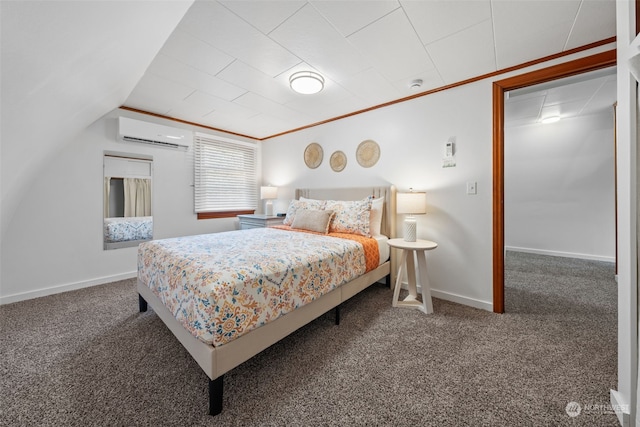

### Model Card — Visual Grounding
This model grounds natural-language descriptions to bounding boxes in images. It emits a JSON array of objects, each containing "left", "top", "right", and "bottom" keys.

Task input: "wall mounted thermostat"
[
  {"left": 442, "top": 141, "right": 456, "bottom": 168},
  {"left": 445, "top": 141, "right": 454, "bottom": 158}
]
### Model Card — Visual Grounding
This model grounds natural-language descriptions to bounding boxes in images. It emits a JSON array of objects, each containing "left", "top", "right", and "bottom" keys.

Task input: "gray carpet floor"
[{"left": 1, "top": 252, "right": 618, "bottom": 426}]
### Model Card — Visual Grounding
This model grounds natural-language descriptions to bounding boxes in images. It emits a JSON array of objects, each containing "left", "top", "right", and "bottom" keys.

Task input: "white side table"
[{"left": 387, "top": 238, "right": 438, "bottom": 314}]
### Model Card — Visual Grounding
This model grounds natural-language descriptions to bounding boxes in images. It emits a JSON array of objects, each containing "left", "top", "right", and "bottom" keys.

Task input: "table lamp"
[
  {"left": 260, "top": 186, "right": 278, "bottom": 216},
  {"left": 397, "top": 189, "right": 427, "bottom": 242}
]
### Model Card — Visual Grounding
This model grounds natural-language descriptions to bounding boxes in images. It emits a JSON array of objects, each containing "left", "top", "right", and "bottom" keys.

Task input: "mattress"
[
  {"left": 374, "top": 235, "right": 389, "bottom": 266},
  {"left": 104, "top": 216, "right": 153, "bottom": 242},
  {"left": 137, "top": 227, "right": 380, "bottom": 347}
]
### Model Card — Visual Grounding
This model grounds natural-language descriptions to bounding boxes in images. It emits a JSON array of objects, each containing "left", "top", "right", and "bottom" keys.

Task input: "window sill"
[{"left": 197, "top": 210, "right": 255, "bottom": 220}]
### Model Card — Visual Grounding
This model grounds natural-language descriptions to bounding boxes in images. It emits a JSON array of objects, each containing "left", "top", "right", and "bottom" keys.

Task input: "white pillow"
[
  {"left": 369, "top": 197, "right": 384, "bottom": 236},
  {"left": 299, "top": 196, "right": 324, "bottom": 203}
]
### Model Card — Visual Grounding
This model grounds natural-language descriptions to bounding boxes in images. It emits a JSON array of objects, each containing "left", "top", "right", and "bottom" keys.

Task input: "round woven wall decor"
[
  {"left": 330, "top": 151, "right": 347, "bottom": 172},
  {"left": 304, "top": 143, "right": 323, "bottom": 169},
  {"left": 356, "top": 139, "right": 380, "bottom": 168}
]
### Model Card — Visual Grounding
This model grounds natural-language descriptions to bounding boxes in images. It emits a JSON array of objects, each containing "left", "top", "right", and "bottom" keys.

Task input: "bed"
[
  {"left": 103, "top": 216, "right": 153, "bottom": 250},
  {"left": 136, "top": 186, "right": 397, "bottom": 415}
]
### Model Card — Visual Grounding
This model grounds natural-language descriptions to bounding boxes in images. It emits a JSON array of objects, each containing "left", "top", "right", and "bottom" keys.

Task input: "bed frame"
[{"left": 137, "top": 185, "right": 397, "bottom": 415}]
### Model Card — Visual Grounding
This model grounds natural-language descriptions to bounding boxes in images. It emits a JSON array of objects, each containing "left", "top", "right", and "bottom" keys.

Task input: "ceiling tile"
[
  {"left": 426, "top": 19, "right": 496, "bottom": 84},
  {"left": 233, "top": 91, "right": 312, "bottom": 123},
  {"left": 221, "top": 113, "right": 301, "bottom": 136},
  {"left": 199, "top": 111, "right": 262, "bottom": 136},
  {"left": 492, "top": 0, "right": 581, "bottom": 69},
  {"left": 505, "top": 95, "right": 544, "bottom": 122},
  {"left": 269, "top": 3, "right": 370, "bottom": 82},
  {"left": 181, "top": 90, "right": 220, "bottom": 112},
  {"left": 544, "top": 83, "right": 600, "bottom": 106},
  {"left": 582, "top": 78, "right": 616, "bottom": 114},
  {"left": 348, "top": 8, "right": 435, "bottom": 82},
  {"left": 391, "top": 68, "right": 444, "bottom": 94},
  {"left": 565, "top": 0, "right": 616, "bottom": 50},
  {"left": 179, "top": 1, "right": 301, "bottom": 77},
  {"left": 147, "top": 54, "right": 246, "bottom": 101},
  {"left": 167, "top": 100, "right": 214, "bottom": 120},
  {"left": 540, "top": 100, "right": 586, "bottom": 120},
  {"left": 217, "top": 60, "right": 298, "bottom": 105},
  {"left": 293, "top": 95, "right": 370, "bottom": 120},
  {"left": 186, "top": 90, "right": 259, "bottom": 119},
  {"left": 339, "top": 68, "right": 402, "bottom": 105},
  {"left": 220, "top": 0, "right": 306, "bottom": 34},
  {"left": 160, "top": 28, "right": 235, "bottom": 76},
  {"left": 126, "top": 73, "right": 194, "bottom": 114},
  {"left": 284, "top": 83, "right": 358, "bottom": 119},
  {"left": 401, "top": 0, "right": 491, "bottom": 45},
  {"left": 310, "top": 0, "right": 399, "bottom": 37}
]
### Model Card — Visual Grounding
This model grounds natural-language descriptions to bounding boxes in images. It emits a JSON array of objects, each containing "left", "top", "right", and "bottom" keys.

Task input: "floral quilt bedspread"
[
  {"left": 104, "top": 216, "right": 153, "bottom": 242},
  {"left": 138, "top": 227, "right": 373, "bottom": 347}
]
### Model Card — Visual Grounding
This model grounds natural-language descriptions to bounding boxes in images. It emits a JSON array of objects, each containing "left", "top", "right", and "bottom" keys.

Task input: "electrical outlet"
[{"left": 466, "top": 181, "right": 477, "bottom": 195}]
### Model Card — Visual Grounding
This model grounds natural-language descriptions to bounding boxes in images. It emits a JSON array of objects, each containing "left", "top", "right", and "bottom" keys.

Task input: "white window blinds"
[{"left": 194, "top": 133, "right": 258, "bottom": 213}]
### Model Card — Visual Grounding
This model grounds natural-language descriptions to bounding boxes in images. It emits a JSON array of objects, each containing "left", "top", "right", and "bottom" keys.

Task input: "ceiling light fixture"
[
  {"left": 289, "top": 71, "right": 324, "bottom": 95},
  {"left": 541, "top": 115, "right": 561, "bottom": 124},
  {"left": 409, "top": 79, "right": 423, "bottom": 90}
]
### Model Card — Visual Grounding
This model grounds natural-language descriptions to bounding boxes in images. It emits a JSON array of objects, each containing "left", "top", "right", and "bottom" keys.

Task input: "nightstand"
[
  {"left": 387, "top": 238, "right": 438, "bottom": 314},
  {"left": 237, "top": 214, "right": 284, "bottom": 230}
]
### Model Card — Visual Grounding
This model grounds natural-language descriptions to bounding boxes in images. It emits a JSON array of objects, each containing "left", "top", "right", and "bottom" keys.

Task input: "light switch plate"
[{"left": 466, "top": 181, "right": 477, "bottom": 195}]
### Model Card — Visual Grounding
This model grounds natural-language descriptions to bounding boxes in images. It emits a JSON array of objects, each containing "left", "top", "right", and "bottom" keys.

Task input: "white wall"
[
  {"left": 262, "top": 45, "right": 615, "bottom": 312},
  {"left": 0, "top": 109, "right": 259, "bottom": 303},
  {"left": 504, "top": 112, "right": 616, "bottom": 262},
  {"left": 263, "top": 82, "right": 495, "bottom": 309}
]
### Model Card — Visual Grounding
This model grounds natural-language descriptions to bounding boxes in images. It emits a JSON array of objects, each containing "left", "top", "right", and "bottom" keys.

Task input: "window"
[{"left": 194, "top": 133, "right": 258, "bottom": 219}]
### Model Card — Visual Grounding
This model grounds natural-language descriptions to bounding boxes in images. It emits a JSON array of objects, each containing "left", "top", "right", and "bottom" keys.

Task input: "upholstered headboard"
[{"left": 294, "top": 186, "right": 397, "bottom": 239}]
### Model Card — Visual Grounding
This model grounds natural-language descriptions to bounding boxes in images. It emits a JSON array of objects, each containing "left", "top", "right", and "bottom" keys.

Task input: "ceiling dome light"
[
  {"left": 409, "top": 79, "right": 423, "bottom": 90},
  {"left": 541, "top": 115, "right": 561, "bottom": 124},
  {"left": 290, "top": 71, "right": 324, "bottom": 94}
]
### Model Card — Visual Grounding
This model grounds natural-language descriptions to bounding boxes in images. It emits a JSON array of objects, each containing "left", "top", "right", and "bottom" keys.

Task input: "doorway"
[{"left": 492, "top": 50, "right": 616, "bottom": 313}]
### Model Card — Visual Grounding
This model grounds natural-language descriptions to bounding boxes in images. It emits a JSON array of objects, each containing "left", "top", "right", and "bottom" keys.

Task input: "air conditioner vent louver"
[
  {"left": 118, "top": 117, "right": 192, "bottom": 150},
  {"left": 122, "top": 136, "right": 183, "bottom": 149}
]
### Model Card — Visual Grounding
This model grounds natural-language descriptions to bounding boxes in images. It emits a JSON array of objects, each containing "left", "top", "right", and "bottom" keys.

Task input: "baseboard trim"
[
  {"left": 400, "top": 282, "right": 493, "bottom": 312},
  {"left": 505, "top": 246, "right": 615, "bottom": 263},
  {"left": 0, "top": 271, "right": 137, "bottom": 305}
]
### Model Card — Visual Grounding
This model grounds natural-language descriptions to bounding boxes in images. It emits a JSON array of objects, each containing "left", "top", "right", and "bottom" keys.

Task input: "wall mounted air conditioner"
[{"left": 118, "top": 117, "right": 193, "bottom": 150}]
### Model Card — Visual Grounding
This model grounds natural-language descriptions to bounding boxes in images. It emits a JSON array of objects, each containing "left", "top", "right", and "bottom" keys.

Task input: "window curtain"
[
  {"left": 124, "top": 178, "right": 151, "bottom": 217},
  {"left": 104, "top": 177, "right": 111, "bottom": 218}
]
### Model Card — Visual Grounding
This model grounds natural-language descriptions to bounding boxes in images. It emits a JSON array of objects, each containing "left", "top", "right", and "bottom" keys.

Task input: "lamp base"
[
  {"left": 403, "top": 217, "right": 417, "bottom": 242},
  {"left": 265, "top": 200, "right": 273, "bottom": 216}
]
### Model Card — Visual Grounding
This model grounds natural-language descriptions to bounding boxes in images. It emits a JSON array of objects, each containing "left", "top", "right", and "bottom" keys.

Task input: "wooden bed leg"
[
  {"left": 138, "top": 294, "right": 148, "bottom": 312},
  {"left": 335, "top": 305, "right": 341, "bottom": 325},
  {"left": 385, "top": 274, "right": 391, "bottom": 288},
  {"left": 209, "top": 376, "right": 224, "bottom": 415}
]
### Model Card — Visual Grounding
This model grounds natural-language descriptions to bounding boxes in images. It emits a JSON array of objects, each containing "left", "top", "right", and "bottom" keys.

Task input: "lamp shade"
[
  {"left": 260, "top": 186, "right": 278, "bottom": 200},
  {"left": 397, "top": 192, "right": 427, "bottom": 215}
]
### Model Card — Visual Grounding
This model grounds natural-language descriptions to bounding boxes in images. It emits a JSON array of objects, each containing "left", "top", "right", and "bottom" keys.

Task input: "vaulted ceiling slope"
[
  {"left": 0, "top": 0, "right": 194, "bottom": 236},
  {"left": 124, "top": 0, "right": 616, "bottom": 139}
]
